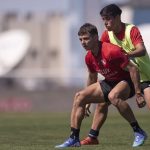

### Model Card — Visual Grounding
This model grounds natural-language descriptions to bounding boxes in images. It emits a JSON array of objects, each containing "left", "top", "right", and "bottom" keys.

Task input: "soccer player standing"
[
  {"left": 55, "top": 23, "right": 147, "bottom": 148},
  {"left": 81, "top": 4, "right": 149, "bottom": 147}
]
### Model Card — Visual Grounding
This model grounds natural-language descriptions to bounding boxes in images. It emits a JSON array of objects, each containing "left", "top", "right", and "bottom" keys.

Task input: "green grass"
[{"left": 0, "top": 112, "right": 149, "bottom": 150}]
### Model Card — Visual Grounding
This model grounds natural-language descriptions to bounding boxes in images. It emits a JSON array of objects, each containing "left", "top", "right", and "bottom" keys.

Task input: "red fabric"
[
  {"left": 100, "top": 24, "right": 143, "bottom": 46},
  {"left": 85, "top": 42, "right": 130, "bottom": 81}
]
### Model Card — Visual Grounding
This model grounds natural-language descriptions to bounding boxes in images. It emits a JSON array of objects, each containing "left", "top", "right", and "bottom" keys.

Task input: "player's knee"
[
  {"left": 74, "top": 91, "right": 85, "bottom": 105},
  {"left": 108, "top": 92, "right": 119, "bottom": 106}
]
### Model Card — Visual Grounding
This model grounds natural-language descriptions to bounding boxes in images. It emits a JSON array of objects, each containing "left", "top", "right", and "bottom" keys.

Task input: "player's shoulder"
[
  {"left": 101, "top": 42, "right": 122, "bottom": 58},
  {"left": 101, "top": 30, "right": 109, "bottom": 42},
  {"left": 85, "top": 50, "right": 93, "bottom": 62},
  {"left": 102, "top": 30, "right": 108, "bottom": 35},
  {"left": 126, "top": 23, "right": 140, "bottom": 32},
  {"left": 102, "top": 42, "right": 121, "bottom": 51},
  {"left": 86, "top": 50, "right": 92, "bottom": 57}
]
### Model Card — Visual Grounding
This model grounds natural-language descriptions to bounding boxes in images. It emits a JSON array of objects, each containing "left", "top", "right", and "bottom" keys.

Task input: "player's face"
[
  {"left": 101, "top": 15, "right": 117, "bottom": 31},
  {"left": 79, "top": 33, "right": 95, "bottom": 50}
]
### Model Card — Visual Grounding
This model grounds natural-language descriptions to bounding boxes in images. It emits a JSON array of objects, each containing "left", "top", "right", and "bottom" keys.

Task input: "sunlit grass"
[{"left": 0, "top": 112, "right": 149, "bottom": 150}]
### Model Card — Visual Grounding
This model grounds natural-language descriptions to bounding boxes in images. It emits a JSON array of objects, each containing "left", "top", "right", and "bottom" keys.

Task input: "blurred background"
[{"left": 0, "top": 0, "right": 150, "bottom": 112}]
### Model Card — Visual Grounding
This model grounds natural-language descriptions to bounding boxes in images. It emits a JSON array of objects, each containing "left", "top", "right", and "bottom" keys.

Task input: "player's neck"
[
  {"left": 114, "top": 22, "right": 124, "bottom": 34},
  {"left": 92, "top": 41, "right": 101, "bottom": 57}
]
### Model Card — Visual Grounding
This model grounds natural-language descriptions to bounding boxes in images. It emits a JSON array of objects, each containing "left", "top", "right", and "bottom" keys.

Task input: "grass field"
[{"left": 0, "top": 112, "right": 149, "bottom": 150}]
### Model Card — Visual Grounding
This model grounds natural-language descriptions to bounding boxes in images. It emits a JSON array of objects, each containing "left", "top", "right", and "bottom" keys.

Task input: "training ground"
[{"left": 0, "top": 86, "right": 149, "bottom": 150}]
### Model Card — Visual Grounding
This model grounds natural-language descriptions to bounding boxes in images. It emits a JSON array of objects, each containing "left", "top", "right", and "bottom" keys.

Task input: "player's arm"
[
  {"left": 85, "top": 70, "right": 98, "bottom": 117},
  {"left": 87, "top": 69, "right": 98, "bottom": 86},
  {"left": 128, "top": 26, "right": 146, "bottom": 57},
  {"left": 125, "top": 61, "right": 141, "bottom": 94},
  {"left": 113, "top": 47, "right": 145, "bottom": 108},
  {"left": 84, "top": 54, "right": 98, "bottom": 116},
  {"left": 125, "top": 61, "right": 146, "bottom": 108},
  {"left": 113, "top": 46, "right": 141, "bottom": 93},
  {"left": 128, "top": 43, "right": 146, "bottom": 57}
]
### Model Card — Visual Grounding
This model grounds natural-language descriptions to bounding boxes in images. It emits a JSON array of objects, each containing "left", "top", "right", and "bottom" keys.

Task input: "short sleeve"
[
  {"left": 85, "top": 54, "right": 96, "bottom": 73},
  {"left": 130, "top": 26, "right": 144, "bottom": 46}
]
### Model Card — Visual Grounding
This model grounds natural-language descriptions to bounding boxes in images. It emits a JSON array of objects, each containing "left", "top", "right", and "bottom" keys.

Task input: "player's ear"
[{"left": 115, "top": 15, "right": 121, "bottom": 21}]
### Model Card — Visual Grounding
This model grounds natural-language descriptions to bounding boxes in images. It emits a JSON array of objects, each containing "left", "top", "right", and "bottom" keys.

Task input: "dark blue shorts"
[
  {"left": 141, "top": 81, "right": 150, "bottom": 93},
  {"left": 99, "top": 79, "right": 135, "bottom": 102}
]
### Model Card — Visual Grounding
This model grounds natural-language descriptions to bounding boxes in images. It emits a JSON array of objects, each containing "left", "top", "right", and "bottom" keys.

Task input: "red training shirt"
[
  {"left": 85, "top": 42, "right": 130, "bottom": 81},
  {"left": 101, "top": 23, "right": 143, "bottom": 46}
]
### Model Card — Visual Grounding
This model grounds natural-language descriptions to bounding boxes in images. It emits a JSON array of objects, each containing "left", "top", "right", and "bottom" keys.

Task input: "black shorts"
[
  {"left": 99, "top": 79, "right": 135, "bottom": 102},
  {"left": 141, "top": 81, "right": 150, "bottom": 93}
]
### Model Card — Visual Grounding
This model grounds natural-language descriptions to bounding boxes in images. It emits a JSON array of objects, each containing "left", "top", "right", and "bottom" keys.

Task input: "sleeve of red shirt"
[
  {"left": 110, "top": 46, "right": 130, "bottom": 69},
  {"left": 130, "top": 26, "right": 144, "bottom": 46},
  {"left": 85, "top": 53, "right": 96, "bottom": 73}
]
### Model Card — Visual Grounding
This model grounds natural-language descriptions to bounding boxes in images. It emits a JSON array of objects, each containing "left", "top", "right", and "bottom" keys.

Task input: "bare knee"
[
  {"left": 73, "top": 91, "right": 86, "bottom": 107},
  {"left": 108, "top": 92, "right": 120, "bottom": 106}
]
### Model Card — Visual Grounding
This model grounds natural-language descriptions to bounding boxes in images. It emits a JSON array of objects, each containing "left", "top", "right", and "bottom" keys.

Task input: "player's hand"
[
  {"left": 84, "top": 104, "right": 91, "bottom": 118},
  {"left": 136, "top": 93, "right": 146, "bottom": 108}
]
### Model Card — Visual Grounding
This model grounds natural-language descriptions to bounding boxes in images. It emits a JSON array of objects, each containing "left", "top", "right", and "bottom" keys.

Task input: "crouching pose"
[
  {"left": 81, "top": 4, "right": 150, "bottom": 147},
  {"left": 55, "top": 23, "right": 147, "bottom": 148}
]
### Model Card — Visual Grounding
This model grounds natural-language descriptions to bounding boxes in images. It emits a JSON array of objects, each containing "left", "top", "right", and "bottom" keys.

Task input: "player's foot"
[
  {"left": 132, "top": 130, "right": 148, "bottom": 147},
  {"left": 80, "top": 136, "right": 99, "bottom": 145},
  {"left": 55, "top": 137, "right": 80, "bottom": 148}
]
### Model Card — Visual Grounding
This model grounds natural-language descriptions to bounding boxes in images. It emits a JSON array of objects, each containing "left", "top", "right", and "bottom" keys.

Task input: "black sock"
[
  {"left": 130, "top": 122, "right": 143, "bottom": 133},
  {"left": 88, "top": 129, "right": 99, "bottom": 138},
  {"left": 70, "top": 127, "right": 80, "bottom": 139}
]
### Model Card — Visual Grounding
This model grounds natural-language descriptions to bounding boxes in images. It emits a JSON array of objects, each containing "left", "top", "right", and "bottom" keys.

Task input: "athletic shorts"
[
  {"left": 99, "top": 79, "right": 135, "bottom": 103},
  {"left": 141, "top": 81, "right": 150, "bottom": 93}
]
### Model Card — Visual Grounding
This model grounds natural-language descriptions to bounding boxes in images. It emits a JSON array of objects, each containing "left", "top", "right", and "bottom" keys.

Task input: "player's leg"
[
  {"left": 81, "top": 80, "right": 115, "bottom": 145},
  {"left": 81, "top": 80, "right": 121, "bottom": 145},
  {"left": 70, "top": 82, "right": 105, "bottom": 129},
  {"left": 108, "top": 80, "right": 137, "bottom": 122},
  {"left": 81, "top": 103, "right": 109, "bottom": 145},
  {"left": 55, "top": 82, "right": 105, "bottom": 148},
  {"left": 92, "top": 103, "right": 109, "bottom": 131},
  {"left": 109, "top": 80, "right": 147, "bottom": 147}
]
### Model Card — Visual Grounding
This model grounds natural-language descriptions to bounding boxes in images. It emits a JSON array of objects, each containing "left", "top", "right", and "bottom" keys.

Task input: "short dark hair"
[
  {"left": 78, "top": 23, "right": 98, "bottom": 36},
  {"left": 100, "top": 4, "right": 122, "bottom": 17}
]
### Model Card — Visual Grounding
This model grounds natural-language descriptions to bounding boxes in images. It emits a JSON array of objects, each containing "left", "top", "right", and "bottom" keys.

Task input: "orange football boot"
[{"left": 80, "top": 136, "right": 99, "bottom": 145}]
